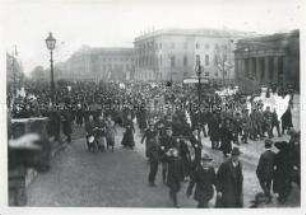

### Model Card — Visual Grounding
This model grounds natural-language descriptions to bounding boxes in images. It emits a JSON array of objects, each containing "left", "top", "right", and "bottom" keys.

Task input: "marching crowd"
[{"left": 8, "top": 80, "right": 300, "bottom": 208}]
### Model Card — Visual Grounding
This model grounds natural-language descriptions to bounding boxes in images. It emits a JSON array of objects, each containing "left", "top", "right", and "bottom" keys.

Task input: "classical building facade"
[
  {"left": 55, "top": 47, "right": 135, "bottom": 82},
  {"left": 134, "top": 28, "right": 251, "bottom": 82},
  {"left": 234, "top": 30, "right": 299, "bottom": 90}
]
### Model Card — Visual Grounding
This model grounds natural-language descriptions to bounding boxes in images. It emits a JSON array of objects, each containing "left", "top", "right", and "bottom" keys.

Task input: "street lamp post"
[
  {"left": 45, "top": 32, "right": 56, "bottom": 103},
  {"left": 195, "top": 55, "right": 202, "bottom": 111}
]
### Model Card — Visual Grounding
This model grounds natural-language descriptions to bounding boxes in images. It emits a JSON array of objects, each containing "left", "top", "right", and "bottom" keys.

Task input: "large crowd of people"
[{"left": 8, "top": 79, "right": 300, "bottom": 208}]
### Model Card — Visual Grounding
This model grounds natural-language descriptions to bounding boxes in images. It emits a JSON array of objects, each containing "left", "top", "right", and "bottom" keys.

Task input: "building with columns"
[
  {"left": 234, "top": 30, "right": 299, "bottom": 91},
  {"left": 134, "top": 28, "right": 251, "bottom": 82}
]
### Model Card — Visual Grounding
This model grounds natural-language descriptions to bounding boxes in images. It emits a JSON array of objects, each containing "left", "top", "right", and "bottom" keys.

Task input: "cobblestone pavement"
[{"left": 26, "top": 95, "right": 300, "bottom": 208}]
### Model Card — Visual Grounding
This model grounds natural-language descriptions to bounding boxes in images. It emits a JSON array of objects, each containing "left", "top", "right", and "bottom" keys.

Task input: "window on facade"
[
  {"left": 170, "top": 56, "right": 175, "bottom": 67},
  {"left": 160, "top": 56, "right": 163, "bottom": 66},
  {"left": 183, "top": 56, "right": 188, "bottom": 66},
  {"left": 196, "top": 43, "right": 200, "bottom": 49},
  {"left": 214, "top": 55, "right": 218, "bottom": 66},
  {"left": 205, "top": 44, "right": 210, "bottom": 49},
  {"left": 205, "top": 55, "right": 209, "bottom": 66},
  {"left": 159, "top": 43, "right": 162, "bottom": 49}
]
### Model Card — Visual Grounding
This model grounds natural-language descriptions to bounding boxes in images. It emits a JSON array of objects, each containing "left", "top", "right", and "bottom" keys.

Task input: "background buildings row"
[
  {"left": 133, "top": 28, "right": 251, "bottom": 82},
  {"left": 23, "top": 28, "right": 299, "bottom": 90}
]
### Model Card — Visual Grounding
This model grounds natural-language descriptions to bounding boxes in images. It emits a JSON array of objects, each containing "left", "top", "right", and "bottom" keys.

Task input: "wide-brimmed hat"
[
  {"left": 201, "top": 153, "right": 213, "bottom": 161},
  {"left": 264, "top": 139, "right": 273, "bottom": 148},
  {"left": 274, "top": 141, "right": 288, "bottom": 150},
  {"left": 231, "top": 147, "right": 242, "bottom": 156}
]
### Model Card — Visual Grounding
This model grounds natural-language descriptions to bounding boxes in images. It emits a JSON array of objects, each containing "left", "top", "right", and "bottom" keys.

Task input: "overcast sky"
[{"left": 1, "top": 0, "right": 303, "bottom": 75}]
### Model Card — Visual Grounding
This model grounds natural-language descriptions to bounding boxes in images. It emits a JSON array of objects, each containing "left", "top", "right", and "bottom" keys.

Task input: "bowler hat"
[{"left": 231, "top": 147, "right": 242, "bottom": 156}]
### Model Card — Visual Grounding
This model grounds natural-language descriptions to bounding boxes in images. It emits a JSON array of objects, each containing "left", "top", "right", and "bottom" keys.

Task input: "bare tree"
[
  {"left": 213, "top": 42, "right": 234, "bottom": 86},
  {"left": 30, "top": 66, "right": 46, "bottom": 81}
]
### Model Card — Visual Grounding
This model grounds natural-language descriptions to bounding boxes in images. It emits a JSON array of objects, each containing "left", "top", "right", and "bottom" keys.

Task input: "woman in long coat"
[
  {"left": 105, "top": 115, "right": 116, "bottom": 152},
  {"left": 281, "top": 108, "right": 293, "bottom": 135},
  {"left": 208, "top": 112, "right": 220, "bottom": 150},
  {"left": 219, "top": 118, "right": 233, "bottom": 157},
  {"left": 121, "top": 114, "right": 135, "bottom": 149}
]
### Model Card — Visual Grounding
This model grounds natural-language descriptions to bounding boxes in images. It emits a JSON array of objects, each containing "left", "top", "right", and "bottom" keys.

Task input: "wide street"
[{"left": 26, "top": 96, "right": 300, "bottom": 208}]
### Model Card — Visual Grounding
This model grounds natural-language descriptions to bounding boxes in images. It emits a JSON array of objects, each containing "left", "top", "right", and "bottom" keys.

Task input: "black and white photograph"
[{"left": 2, "top": 0, "right": 302, "bottom": 210}]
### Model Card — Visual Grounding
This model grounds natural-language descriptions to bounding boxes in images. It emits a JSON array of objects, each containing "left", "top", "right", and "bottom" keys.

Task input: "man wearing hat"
[
  {"left": 219, "top": 118, "right": 234, "bottom": 157},
  {"left": 159, "top": 126, "right": 177, "bottom": 184},
  {"left": 141, "top": 120, "right": 159, "bottom": 187},
  {"left": 207, "top": 110, "right": 220, "bottom": 150},
  {"left": 216, "top": 147, "right": 243, "bottom": 208},
  {"left": 165, "top": 146, "right": 183, "bottom": 208},
  {"left": 141, "top": 120, "right": 158, "bottom": 159},
  {"left": 189, "top": 127, "right": 202, "bottom": 167},
  {"left": 273, "top": 141, "right": 292, "bottom": 204},
  {"left": 186, "top": 153, "right": 216, "bottom": 208},
  {"left": 256, "top": 139, "right": 275, "bottom": 203}
]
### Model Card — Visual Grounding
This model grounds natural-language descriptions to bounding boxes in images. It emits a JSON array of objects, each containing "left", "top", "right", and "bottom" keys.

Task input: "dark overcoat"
[
  {"left": 208, "top": 114, "right": 220, "bottom": 141},
  {"left": 273, "top": 147, "right": 292, "bottom": 194},
  {"left": 216, "top": 159, "right": 243, "bottom": 208},
  {"left": 166, "top": 156, "right": 183, "bottom": 192},
  {"left": 187, "top": 166, "right": 216, "bottom": 202},
  {"left": 256, "top": 150, "right": 275, "bottom": 181}
]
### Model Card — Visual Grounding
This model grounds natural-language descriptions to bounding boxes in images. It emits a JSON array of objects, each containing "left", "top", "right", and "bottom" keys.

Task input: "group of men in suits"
[
  {"left": 141, "top": 115, "right": 244, "bottom": 208},
  {"left": 256, "top": 132, "right": 300, "bottom": 205}
]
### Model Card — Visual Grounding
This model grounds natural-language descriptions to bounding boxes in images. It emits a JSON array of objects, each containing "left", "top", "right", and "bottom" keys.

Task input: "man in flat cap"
[
  {"left": 141, "top": 120, "right": 159, "bottom": 187},
  {"left": 159, "top": 126, "right": 177, "bottom": 184},
  {"left": 186, "top": 153, "right": 216, "bottom": 208},
  {"left": 256, "top": 139, "right": 275, "bottom": 203},
  {"left": 165, "top": 147, "right": 183, "bottom": 208},
  {"left": 216, "top": 147, "right": 243, "bottom": 208}
]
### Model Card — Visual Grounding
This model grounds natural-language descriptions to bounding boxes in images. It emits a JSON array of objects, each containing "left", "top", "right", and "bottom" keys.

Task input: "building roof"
[
  {"left": 235, "top": 29, "right": 299, "bottom": 52},
  {"left": 135, "top": 28, "right": 256, "bottom": 42},
  {"left": 90, "top": 47, "right": 134, "bottom": 54},
  {"left": 68, "top": 47, "right": 134, "bottom": 60},
  {"left": 238, "top": 29, "right": 299, "bottom": 44}
]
